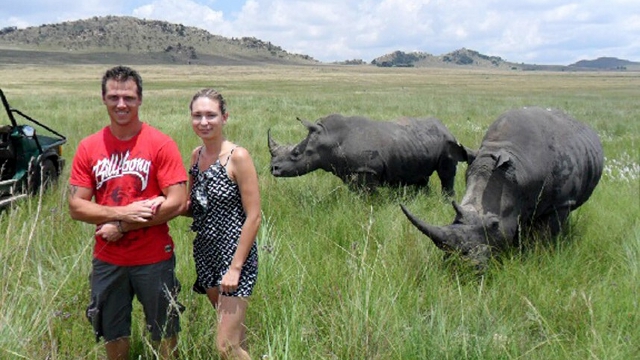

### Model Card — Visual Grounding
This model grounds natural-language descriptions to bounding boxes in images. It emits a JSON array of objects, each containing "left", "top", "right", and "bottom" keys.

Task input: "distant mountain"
[
  {"left": 0, "top": 15, "right": 318, "bottom": 66},
  {"left": 0, "top": 16, "right": 637, "bottom": 71},
  {"left": 569, "top": 57, "right": 640, "bottom": 70},
  {"left": 371, "top": 49, "right": 639, "bottom": 71},
  {"left": 370, "top": 48, "right": 547, "bottom": 70},
  {"left": 371, "top": 48, "right": 514, "bottom": 69}
]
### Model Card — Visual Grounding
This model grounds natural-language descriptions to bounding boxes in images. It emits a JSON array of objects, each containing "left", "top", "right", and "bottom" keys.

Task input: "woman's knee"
[{"left": 216, "top": 337, "right": 245, "bottom": 359}]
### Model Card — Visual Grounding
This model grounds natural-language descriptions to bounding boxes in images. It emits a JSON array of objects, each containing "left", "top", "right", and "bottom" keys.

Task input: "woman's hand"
[
  {"left": 136, "top": 196, "right": 166, "bottom": 215},
  {"left": 220, "top": 268, "right": 241, "bottom": 294}
]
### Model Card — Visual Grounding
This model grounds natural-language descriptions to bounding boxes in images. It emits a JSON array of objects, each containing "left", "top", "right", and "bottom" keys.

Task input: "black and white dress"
[{"left": 189, "top": 146, "right": 258, "bottom": 297}]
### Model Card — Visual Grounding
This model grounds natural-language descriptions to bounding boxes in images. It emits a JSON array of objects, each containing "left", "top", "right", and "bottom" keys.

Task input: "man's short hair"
[{"left": 101, "top": 66, "right": 143, "bottom": 99}]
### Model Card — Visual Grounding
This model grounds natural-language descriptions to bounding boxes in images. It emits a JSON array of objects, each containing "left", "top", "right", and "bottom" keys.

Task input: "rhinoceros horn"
[
  {"left": 268, "top": 129, "right": 289, "bottom": 157},
  {"left": 400, "top": 204, "right": 450, "bottom": 250},
  {"left": 452, "top": 201, "right": 470, "bottom": 222}
]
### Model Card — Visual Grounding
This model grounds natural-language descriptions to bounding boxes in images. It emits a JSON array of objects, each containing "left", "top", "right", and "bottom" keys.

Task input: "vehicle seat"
[{"left": 0, "top": 125, "right": 15, "bottom": 179}]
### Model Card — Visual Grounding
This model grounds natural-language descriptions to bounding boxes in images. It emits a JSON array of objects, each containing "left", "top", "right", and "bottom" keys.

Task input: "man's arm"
[
  {"left": 120, "top": 181, "right": 188, "bottom": 232},
  {"left": 180, "top": 146, "right": 200, "bottom": 218},
  {"left": 68, "top": 184, "right": 157, "bottom": 225}
]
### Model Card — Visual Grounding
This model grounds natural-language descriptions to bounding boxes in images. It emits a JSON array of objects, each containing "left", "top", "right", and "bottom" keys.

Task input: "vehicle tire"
[
  {"left": 29, "top": 158, "right": 57, "bottom": 195},
  {"left": 41, "top": 158, "right": 58, "bottom": 188}
]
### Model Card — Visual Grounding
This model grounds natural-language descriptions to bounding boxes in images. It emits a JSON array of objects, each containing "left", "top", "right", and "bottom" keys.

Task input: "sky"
[{"left": 1, "top": 0, "right": 639, "bottom": 65}]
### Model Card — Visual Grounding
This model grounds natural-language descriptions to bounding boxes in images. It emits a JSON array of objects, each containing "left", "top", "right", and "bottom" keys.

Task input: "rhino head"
[
  {"left": 400, "top": 201, "right": 509, "bottom": 266},
  {"left": 400, "top": 149, "right": 521, "bottom": 266},
  {"left": 268, "top": 118, "right": 328, "bottom": 177}
]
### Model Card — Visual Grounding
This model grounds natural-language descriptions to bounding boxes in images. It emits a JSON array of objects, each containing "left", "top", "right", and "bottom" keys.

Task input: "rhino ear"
[
  {"left": 448, "top": 141, "right": 476, "bottom": 164},
  {"left": 490, "top": 150, "right": 512, "bottom": 169},
  {"left": 297, "top": 117, "right": 322, "bottom": 134},
  {"left": 464, "top": 147, "right": 478, "bottom": 165}
]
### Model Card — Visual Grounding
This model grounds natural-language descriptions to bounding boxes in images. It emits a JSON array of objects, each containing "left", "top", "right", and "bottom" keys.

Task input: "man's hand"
[{"left": 96, "top": 222, "right": 123, "bottom": 242}]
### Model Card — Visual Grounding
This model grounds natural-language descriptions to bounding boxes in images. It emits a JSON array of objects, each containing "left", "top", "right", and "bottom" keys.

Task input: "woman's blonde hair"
[{"left": 189, "top": 88, "right": 227, "bottom": 114}]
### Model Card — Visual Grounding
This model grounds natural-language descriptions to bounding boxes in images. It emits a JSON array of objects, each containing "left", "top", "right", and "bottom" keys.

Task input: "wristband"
[{"left": 117, "top": 220, "right": 125, "bottom": 234}]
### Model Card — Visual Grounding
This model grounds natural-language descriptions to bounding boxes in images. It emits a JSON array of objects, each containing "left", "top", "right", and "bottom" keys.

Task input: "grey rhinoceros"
[
  {"left": 401, "top": 107, "right": 604, "bottom": 266},
  {"left": 268, "top": 114, "right": 471, "bottom": 194}
]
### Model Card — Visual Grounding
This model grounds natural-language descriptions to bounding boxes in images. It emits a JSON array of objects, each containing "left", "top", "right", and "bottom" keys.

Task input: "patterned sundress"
[{"left": 189, "top": 146, "right": 258, "bottom": 297}]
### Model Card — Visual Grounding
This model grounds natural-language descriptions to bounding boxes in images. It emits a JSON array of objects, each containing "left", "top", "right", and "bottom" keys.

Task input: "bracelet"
[{"left": 116, "top": 220, "right": 125, "bottom": 234}]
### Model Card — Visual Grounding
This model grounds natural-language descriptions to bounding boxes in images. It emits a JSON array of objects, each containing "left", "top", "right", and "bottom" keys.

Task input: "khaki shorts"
[{"left": 86, "top": 255, "right": 183, "bottom": 342}]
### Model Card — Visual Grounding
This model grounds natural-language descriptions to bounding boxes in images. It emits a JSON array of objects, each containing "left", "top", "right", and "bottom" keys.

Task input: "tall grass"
[{"left": 0, "top": 64, "right": 638, "bottom": 359}]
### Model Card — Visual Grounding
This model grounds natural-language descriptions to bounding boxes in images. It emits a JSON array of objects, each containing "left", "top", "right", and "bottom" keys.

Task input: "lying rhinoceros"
[
  {"left": 401, "top": 106, "right": 604, "bottom": 266},
  {"left": 268, "top": 114, "right": 471, "bottom": 194}
]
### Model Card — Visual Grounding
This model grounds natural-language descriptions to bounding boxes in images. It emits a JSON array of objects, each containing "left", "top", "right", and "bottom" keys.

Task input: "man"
[{"left": 68, "top": 66, "right": 188, "bottom": 359}]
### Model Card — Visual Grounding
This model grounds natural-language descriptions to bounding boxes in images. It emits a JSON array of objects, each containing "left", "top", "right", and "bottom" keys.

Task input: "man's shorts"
[{"left": 86, "top": 255, "right": 183, "bottom": 342}]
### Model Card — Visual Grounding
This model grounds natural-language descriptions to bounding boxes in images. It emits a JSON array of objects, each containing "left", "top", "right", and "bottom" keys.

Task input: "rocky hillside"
[
  {"left": 569, "top": 57, "right": 639, "bottom": 70},
  {"left": 371, "top": 49, "right": 640, "bottom": 71},
  {"left": 371, "top": 48, "right": 514, "bottom": 69},
  {"left": 0, "top": 16, "right": 318, "bottom": 66},
  {"left": 1, "top": 16, "right": 637, "bottom": 70}
]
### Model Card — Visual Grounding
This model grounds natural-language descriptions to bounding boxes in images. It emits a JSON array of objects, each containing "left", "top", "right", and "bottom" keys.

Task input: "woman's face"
[{"left": 190, "top": 97, "right": 228, "bottom": 139}]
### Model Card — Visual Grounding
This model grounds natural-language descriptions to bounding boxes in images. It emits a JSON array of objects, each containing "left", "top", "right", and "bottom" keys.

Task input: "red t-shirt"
[{"left": 69, "top": 123, "right": 187, "bottom": 266}]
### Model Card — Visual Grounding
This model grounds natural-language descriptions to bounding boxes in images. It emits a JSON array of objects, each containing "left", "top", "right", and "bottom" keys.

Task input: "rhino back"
[
  {"left": 382, "top": 118, "right": 461, "bottom": 182},
  {"left": 325, "top": 116, "right": 458, "bottom": 183},
  {"left": 481, "top": 107, "right": 603, "bottom": 217}
]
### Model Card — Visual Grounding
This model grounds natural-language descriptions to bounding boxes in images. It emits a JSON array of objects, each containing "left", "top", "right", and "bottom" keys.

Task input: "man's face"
[{"left": 102, "top": 79, "right": 142, "bottom": 126}]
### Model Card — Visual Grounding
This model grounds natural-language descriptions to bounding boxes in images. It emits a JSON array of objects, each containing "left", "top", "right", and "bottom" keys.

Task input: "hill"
[
  {"left": 0, "top": 15, "right": 319, "bottom": 66},
  {"left": 569, "top": 57, "right": 639, "bottom": 70},
  {"left": 370, "top": 49, "right": 640, "bottom": 71},
  {"left": 1, "top": 16, "right": 638, "bottom": 70},
  {"left": 371, "top": 48, "right": 516, "bottom": 69}
]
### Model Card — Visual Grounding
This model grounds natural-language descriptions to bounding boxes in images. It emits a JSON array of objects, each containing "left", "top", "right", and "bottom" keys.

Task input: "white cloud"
[
  {"left": 132, "top": 0, "right": 225, "bottom": 32},
  {"left": 0, "top": 0, "right": 115, "bottom": 25},
  {"left": 1, "top": 0, "right": 639, "bottom": 64}
]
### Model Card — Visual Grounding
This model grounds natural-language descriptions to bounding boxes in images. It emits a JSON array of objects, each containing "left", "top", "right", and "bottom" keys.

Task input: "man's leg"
[
  {"left": 133, "top": 255, "right": 182, "bottom": 359},
  {"left": 157, "top": 336, "right": 178, "bottom": 359},
  {"left": 105, "top": 337, "right": 130, "bottom": 360},
  {"left": 90, "top": 259, "right": 133, "bottom": 360}
]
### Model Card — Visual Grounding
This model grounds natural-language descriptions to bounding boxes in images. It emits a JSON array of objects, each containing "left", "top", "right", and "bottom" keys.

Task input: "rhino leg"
[
  {"left": 532, "top": 206, "right": 573, "bottom": 237},
  {"left": 345, "top": 170, "right": 380, "bottom": 192},
  {"left": 436, "top": 158, "right": 458, "bottom": 197}
]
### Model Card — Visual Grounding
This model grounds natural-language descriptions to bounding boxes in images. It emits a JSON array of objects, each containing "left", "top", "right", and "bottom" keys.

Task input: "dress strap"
[
  {"left": 194, "top": 146, "right": 205, "bottom": 166},
  {"left": 222, "top": 146, "right": 238, "bottom": 167}
]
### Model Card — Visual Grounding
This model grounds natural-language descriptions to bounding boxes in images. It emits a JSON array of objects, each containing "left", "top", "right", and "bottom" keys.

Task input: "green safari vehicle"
[{"left": 0, "top": 89, "right": 67, "bottom": 208}]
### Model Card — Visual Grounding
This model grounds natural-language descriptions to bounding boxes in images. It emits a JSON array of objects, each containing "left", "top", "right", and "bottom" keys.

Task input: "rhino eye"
[{"left": 290, "top": 148, "right": 302, "bottom": 160}]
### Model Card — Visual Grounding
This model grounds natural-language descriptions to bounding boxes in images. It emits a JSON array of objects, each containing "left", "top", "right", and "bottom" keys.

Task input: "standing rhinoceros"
[
  {"left": 401, "top": 107, "right": 604, "bottom": 266},
  {"left": 268, "top": 114, "right": 471, "bottom": 194}
]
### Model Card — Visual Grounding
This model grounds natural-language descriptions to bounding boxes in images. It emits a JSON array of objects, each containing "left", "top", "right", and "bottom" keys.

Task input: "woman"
[{"left": 185, "top": 88, "right": 261, "bottom": 360}]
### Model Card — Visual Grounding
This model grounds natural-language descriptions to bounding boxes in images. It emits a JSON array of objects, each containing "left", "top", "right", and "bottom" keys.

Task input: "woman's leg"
[
  {"left": 216, "top": 295, "right": 250, "bottom": 360},
  {"left": 205, "top": 287, "right": 220, "bottom": 309}
]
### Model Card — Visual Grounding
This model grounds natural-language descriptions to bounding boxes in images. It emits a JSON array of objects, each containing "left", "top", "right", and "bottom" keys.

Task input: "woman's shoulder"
[
  {"left": 189, "top": 145, "right": 203, "bottom": 163},
  {"left": 225, "top": 143, "right": 255, "bottom": 174},
  {"left": 228, "top": 143, "right": 251, "bottom": 160}
]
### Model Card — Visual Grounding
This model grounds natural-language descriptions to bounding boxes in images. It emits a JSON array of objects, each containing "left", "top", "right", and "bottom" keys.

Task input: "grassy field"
[{"left": 0, "top": 64, "right": 638, "bottom": 359}]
